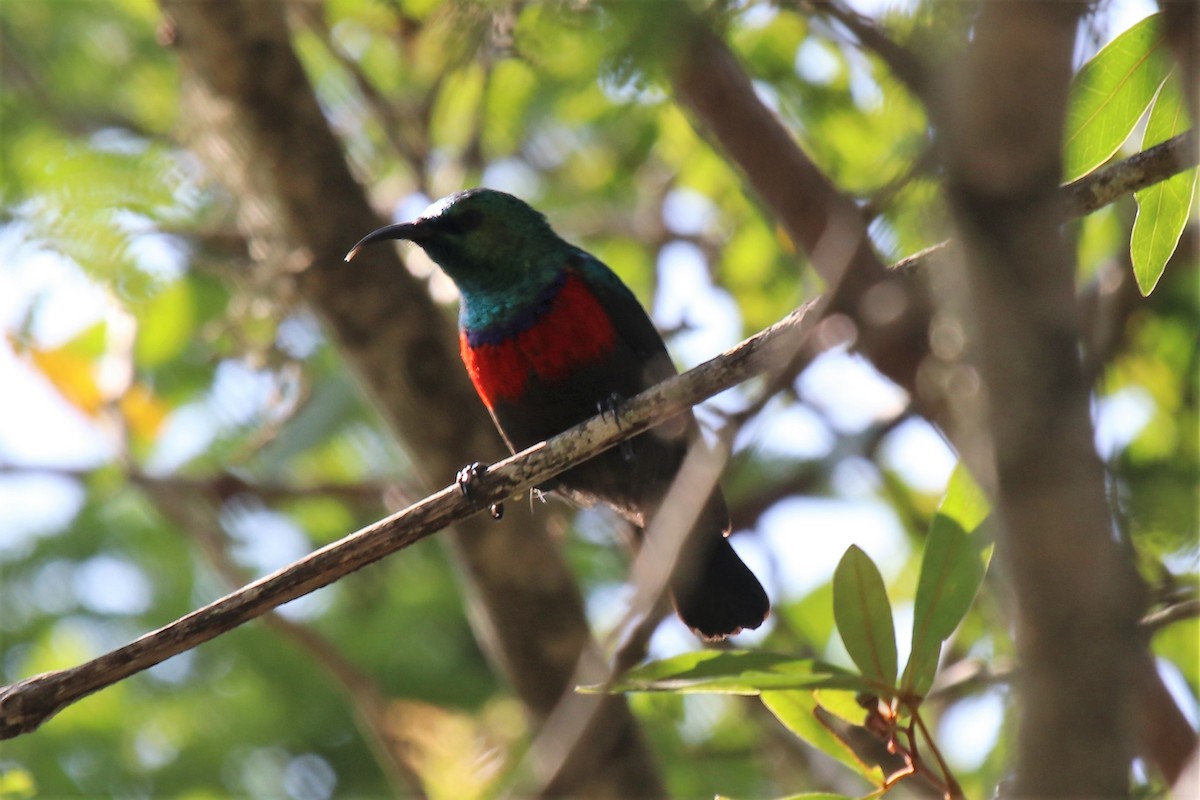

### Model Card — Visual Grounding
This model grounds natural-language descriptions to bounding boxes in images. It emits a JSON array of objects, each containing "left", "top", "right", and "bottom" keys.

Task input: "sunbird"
[{"left": 347, "top": 189, "right": 769, "bottom": 639}]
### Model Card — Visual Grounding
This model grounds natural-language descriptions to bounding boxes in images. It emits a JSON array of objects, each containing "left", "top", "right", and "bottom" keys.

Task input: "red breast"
[{"left": 460, "top": 273, "right": 617, "bottom": 410}]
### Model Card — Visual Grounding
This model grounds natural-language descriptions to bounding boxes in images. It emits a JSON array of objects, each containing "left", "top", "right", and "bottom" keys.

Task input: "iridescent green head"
[{"left": 346, "top": 188, "right": 567, "bottom": 297}]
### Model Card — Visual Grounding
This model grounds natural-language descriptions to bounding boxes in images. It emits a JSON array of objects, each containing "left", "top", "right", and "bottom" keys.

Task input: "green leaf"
[
  {"left": 1152, "top": 618, "right": 1199, "bottom": 698},
  {"left": 935, "top": 464, "right": 991, "bottom": 533},
  {"left": 733, "top": 10, "right": 809, "bottom": 83},
  {"left": 592, "top": 651, "right": 871, "bottom": 695},
  {"left": 832, "top": 546, "right": 898, "bottom": 692},
  {"left": 134, "top": 278, "right": 195, "bottom": 368},
  {"left": 0, "top": 765, "right": 37, "bottom": 800},
  {"left": 482, "top": 58, "right": 538, "bottom": 157},
  {"left": 761, "top": 691, "right": 886, "bottom": 788},
  {"left": 429, "top": 63, "right": 485, "bottom": 152},
  {"left": 60, "top": 320, "right": 109, "bottom": 360},
  {"left": 1131, "top": 73, "right": 1197, "bottom": 295},
  {"left": 779, "top": 581, "right": 837, "bottom": 652},
  {"left": 811, "top": 687, "right": 872, "bottom": 728},
  {"left": 901, "top": 467, "right": 994, "bottom": 697},
  {"left": 1063, "top": 13, "right": 1171, "bottom": 181}
]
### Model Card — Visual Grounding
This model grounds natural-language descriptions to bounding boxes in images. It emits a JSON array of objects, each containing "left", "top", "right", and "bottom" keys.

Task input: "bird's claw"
[
  {"left": 598, "top": 392, "right": 634, "bottom": 461},
  {"left": 456, "top": 462, "right": 485, "bottom": 499},
  {"left": 456, "top": 462, "right": 504, "bottom": 521}
]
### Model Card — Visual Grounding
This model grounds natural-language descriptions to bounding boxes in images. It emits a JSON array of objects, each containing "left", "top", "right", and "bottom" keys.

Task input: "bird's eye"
[
  {"left": 454, "top": 208, "right": 484, "bottom": 233},
  {"left": 427, "top": 206, "right": 484, "bottom": 237},
  {"left": 439, "top": 208, "right": 483, "bottom": 235}
]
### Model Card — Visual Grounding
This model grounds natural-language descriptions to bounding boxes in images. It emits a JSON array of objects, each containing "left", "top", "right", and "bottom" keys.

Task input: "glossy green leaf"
[
  {"left": 761, "top": 691, "right": 886, "bottom": 787},
  {"left": 901, "top": 466, "right": 993, "bottom": 697},
  {"left": 593, "top": 651, "right": 871, "bottom": 695},
  {"left": 1063, "top": 13, "right": 1170, "bottom": 181},
  {"left": 832, "top": 546, "right": 897, "bottom": 692},
  {"left": 1131, "top": 73, "right": 1197, "bottom": 295}
]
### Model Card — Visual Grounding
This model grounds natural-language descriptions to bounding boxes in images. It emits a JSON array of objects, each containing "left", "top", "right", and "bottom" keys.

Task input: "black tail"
[{"left": 672, "top": 535, "right": 770, "bottom": 641}]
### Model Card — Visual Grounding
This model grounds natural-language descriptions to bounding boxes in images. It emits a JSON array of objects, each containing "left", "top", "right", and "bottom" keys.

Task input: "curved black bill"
[{"left": 343, "top": 221, "right": 427, "bottom": 262}]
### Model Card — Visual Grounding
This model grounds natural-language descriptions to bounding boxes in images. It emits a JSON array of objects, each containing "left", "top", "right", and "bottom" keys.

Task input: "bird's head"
[{"left": 345, "top": 188, "right": 564, "bottom": 294}]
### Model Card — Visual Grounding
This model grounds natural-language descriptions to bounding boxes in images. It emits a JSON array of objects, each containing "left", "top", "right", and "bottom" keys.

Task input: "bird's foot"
[
  {"left": 598, "top": 391, "right": 624, "bottom": 424},
  {"left": 456, "top": 462, "right": 504, "bottom": 520},
  {"left": 456, "top": 462, "right": 485, "bottom": 498},
  {"left": 598, "top": 392, "right": 634, "bottom": 461}
]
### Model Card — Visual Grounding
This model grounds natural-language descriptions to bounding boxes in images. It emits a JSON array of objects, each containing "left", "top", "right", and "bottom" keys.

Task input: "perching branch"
[
  {"left": 162, "top": 4, "right": 661, "bottom": 792},
  {"left": 0, "top": 299, "right": 820, "bottom": 741},
  {"left": 2, "top": 122, "right": 1192, "bottom": 741}
]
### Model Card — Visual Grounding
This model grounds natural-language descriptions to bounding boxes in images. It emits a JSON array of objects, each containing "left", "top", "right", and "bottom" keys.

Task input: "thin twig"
[
  {"left": 927, "top": 657, "right": 1018, "bottom": 703},
  {"left": 1141, "top": 599, "right": 1200, "bottom": 633},
  {"left": 799, "top": 0, "right": 931, "bottom": 98},
  {"left": 1065, "top": 130, "right": 1198, "bottom": 217},
  {"left": 913, "top": 709, "right": 963, "bottom": 799},
  {"left": 0, "top": 463, "right": 403, "bottom": 508},
  {"left": 889, "top": 131, "right": 1199, "bottom": 280},
  {"left": 288, "top": 1, "right": 425, "bottom": 174},
  {"left": 0, "top": 298, "right": 820, "bottom": 741}
]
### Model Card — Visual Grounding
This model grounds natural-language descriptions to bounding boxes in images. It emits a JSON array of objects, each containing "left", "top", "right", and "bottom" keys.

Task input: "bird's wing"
[
  {"left": 568, "top": 249, "right": 678, "bottom": 388},
  {"left": 563, "top": 250, "right": 732, "bottom": 533}
]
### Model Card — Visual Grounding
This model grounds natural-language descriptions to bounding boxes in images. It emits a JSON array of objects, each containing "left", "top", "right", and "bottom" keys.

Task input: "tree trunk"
[{"left": 937, "top": 5, "right": 1145, "bottom": 795}]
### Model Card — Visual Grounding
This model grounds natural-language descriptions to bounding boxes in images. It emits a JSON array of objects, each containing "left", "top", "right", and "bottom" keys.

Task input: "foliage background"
[{"left": 0, "top": 1, "right": 1195, "bottom": 798}]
